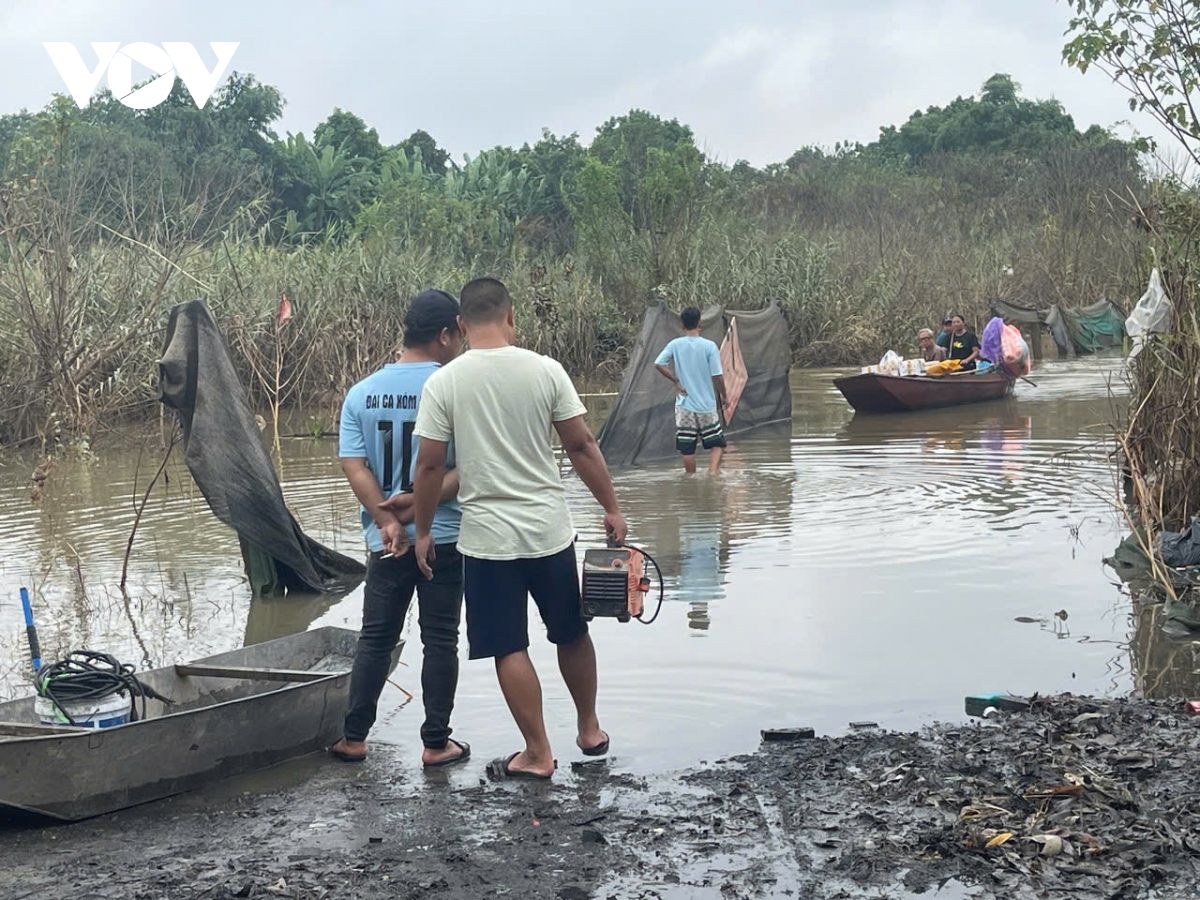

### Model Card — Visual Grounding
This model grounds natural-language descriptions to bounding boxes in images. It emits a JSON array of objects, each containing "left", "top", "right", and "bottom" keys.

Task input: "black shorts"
[{"left": 462, "top": 544, "right": 587, "bottom": 659}]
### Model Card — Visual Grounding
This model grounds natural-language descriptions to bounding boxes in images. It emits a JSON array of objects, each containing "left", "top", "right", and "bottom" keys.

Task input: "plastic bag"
[
  {"left": 999, "top": 324, "right": 1030, "bottom": 377},
  {"left": 878, "top": 350, "right": 903, "bottom": 377},
  {"left": 981, "top": 317, "right": 1004, "bottom": 364},
  {"left": 1127, "top": 268, "right": 1172, "bottom": 358},
  {"left": 1159, "top": 515, "right": 1200, "bottom": 568}
]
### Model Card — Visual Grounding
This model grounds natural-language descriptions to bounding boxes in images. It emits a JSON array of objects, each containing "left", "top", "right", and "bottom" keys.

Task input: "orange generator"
[{"left": 581, "top": 543, "right": 660, "bottom": 623}]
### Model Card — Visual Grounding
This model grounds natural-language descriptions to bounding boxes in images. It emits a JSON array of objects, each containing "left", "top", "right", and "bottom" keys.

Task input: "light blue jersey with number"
[{"left": 338, "top": 362, "right": 461, "bottom": 552}]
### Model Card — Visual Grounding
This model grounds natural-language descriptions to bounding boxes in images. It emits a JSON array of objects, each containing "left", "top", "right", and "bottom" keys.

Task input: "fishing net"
[
  {"left": 989, "top": 298, "right": 1125, "bottom": 357},
  {"left": 159, "top": 299, "right": 365, "bottom": 597},
  {"left": 596, "top": 302, "right": 792, "bottom": 468}
]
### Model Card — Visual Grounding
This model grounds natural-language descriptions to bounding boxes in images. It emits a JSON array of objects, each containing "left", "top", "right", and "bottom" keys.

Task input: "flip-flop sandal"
[
  {"left": 423, "top": 740, "right": 471, "bottom": 769},
  {"left": 329, "top": 743, "right": 367, "bottom": 763},
  {"left": 487, "top": 752, "right": 556, "bottom": 781},
  {"left": 579, "top": 733, "right": 610, "bottom": 757}
]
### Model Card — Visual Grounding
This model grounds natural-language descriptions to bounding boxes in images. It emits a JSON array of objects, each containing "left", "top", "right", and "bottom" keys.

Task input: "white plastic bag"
[
  {"left": 1127, "top": 269, "right": 1172, "bottom": 358},
  {"left": 878, "top": 350, "right": 903, "bottom": 377}
]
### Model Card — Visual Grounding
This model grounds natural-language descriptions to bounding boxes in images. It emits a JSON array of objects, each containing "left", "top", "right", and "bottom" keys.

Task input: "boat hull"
[
  {"left": 0, "top": 626, "right": 400, "bottom": 824},
  {"left": 833, "top": 371, "right": 1013, "bottom": 413}
]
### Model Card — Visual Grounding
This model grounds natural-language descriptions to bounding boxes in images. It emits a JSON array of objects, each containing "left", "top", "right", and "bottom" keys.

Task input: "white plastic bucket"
[{"left": 35, "top": 691, "right": 132, "bottom": 729}]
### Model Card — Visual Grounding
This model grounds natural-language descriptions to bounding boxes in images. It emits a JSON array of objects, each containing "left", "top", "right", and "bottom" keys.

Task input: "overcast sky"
[{"left": 0, "top": 0, "right": 1171, "bottom": 166}]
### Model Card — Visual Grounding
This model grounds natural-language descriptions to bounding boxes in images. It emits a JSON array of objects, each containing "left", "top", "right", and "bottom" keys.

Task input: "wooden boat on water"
[
  {"left": 833, "top": 370, "right": 1013, "bottom": 414},
  {"left": 0, "top": 626, "right": 397, "bottom": 824}
]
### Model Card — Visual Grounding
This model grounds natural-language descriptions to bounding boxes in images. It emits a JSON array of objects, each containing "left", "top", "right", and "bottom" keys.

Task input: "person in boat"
[
  {"left": 410, "top": 277, "right": 627, "bottom": 780},
  {"left": 918, "top": 328, "right": 947, "bottom": 362},
  {"left": 331, "top": 290, "right": 470, "bottom": 768},
  {"left": 654, "top": 306, "right": 729, "bottom": 475},
  {"left": 947, "top": 314, "right": 982, "bottom": 371},
  {"left": 936, "top": 317, "right": 954, "bottom": 350}
]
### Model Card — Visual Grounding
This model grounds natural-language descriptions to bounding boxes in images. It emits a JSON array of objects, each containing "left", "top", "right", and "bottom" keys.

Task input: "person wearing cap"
[
  {"left": 936, "top": 317, "right": 954, "bottom": 350},
  {"left": 918, "top": 328, "right": 947, "bottom": 362},
  {"left": 410, "top": 277, "right": 627, "bottom": 780},
  {"left": 330, "top": 289, "right": 470, "bottom": 768}
]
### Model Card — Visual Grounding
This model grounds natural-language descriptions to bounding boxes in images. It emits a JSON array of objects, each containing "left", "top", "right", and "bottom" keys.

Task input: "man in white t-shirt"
[{"left": 411, "top": 277, "right": 627, "bottom": 780}]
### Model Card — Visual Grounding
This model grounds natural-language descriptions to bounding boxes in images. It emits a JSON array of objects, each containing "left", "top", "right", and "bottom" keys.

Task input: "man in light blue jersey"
[
  {"left": 654, "top": 306, "right": 729, "bottom": 474},
  {"left": 330, "top": 290, "right": 469, "bottom": 768}
]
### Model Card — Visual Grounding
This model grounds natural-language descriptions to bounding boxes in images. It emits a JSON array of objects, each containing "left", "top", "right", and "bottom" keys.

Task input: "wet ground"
[
  {"left": 3, "top": 356, "right": 1200, "bottom": 897},
  {"left": 4, "top": 693, "right": 1199, "bottom": 899}
]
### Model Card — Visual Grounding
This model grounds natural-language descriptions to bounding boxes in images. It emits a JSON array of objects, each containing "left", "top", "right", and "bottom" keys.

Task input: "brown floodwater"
[{"left": 0, "top": 357, "right": 1190, "bottom": 782}]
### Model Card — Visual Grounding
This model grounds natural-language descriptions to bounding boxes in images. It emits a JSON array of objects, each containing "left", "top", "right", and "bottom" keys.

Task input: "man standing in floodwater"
[
  {"left": 331, "top": 290, "right": 470, "bottom": 769},
  {"left": 654, "top": 306, "right": 729, "bottom": 475},
  {"left": 410, "top": 277, "right": 627, "bottom": 780}
]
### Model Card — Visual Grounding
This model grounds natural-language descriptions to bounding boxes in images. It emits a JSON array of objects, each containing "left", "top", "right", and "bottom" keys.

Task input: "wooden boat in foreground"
[
  {"left": 0, "top": 626, "right": 397, "bottom": 824},
  {"left": 833, "top": 370, "right": 1013, "bottom": 414}
]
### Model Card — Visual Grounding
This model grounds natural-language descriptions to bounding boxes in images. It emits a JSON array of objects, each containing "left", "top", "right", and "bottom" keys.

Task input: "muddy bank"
[{"left": 3, "top": 694, "right": 1199, "bottom": 900}]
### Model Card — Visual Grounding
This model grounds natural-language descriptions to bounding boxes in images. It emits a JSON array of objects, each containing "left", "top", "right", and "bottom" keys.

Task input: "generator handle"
[{"left": 606, "top": 537, "right": 624, "bottom": 549}]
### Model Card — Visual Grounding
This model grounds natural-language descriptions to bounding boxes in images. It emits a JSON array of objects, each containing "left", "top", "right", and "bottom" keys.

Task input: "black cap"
[
  {"left": 942, "top": 317, "right": 953, "bottom": 324},
  {"left": 405, "top": 289, "right": 460, "bottom": 334}
]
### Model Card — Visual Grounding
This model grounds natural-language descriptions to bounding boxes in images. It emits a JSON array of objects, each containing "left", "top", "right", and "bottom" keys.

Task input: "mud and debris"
[{"left": 3, "top": 694, "right": 1200, "bottom": 899}]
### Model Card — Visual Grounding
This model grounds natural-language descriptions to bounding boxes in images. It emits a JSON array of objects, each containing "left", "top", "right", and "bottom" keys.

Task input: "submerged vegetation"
[
  {"left": 0, "top": 70, "right": 1151, "bottom": 445},
  {"left": 1064, "top": 0, "right": 1200, "bottom": 533}
]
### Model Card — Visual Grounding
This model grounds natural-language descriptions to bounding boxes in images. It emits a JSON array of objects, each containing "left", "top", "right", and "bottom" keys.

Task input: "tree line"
[{"left": 0, "top": 72, "right": 1150, "bottom": 444}]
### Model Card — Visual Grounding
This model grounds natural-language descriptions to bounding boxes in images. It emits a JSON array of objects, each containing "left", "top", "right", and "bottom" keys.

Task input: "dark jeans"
[{"left": 343, "top": 543, "right": 463, "bottom": 749}]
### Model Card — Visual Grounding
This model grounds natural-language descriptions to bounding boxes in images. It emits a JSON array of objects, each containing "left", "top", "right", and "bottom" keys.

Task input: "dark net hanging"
[
  {"left": 159, "top": 299, "right": 365, "bottom": 597},
  {"left": 596, "top": 302, "right": 793, "bottom": 468}
]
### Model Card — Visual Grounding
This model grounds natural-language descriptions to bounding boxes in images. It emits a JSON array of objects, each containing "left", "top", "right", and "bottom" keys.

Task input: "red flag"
[{"left": 277, "top": 293, "right": 293, "bottom": 327}]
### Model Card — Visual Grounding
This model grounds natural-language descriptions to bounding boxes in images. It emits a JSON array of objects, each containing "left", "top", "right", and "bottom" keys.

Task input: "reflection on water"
[
  {"left": 243, "top": 591, "right": 345, "bottom": 648},
  {"left": 624, "top": 424, "right": 793, "bottom": 634},
  {"left": 1130, "top": 597, "right": 1200, "bottom": 700},
  {"left": 0, "top": 355, "right": 1176, "bottom": 778}
]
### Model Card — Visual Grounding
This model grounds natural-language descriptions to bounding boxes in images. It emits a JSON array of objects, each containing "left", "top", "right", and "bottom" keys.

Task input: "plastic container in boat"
[{"left": 34, "top": 692, "right": 132, "bottom": 728}]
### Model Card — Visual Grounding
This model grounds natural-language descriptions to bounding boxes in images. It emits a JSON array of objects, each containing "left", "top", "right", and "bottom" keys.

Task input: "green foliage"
[
  {"left": 1064, "top": 0, "right": 1200, "bottom": 165},
  {"left": 396, "top": 129, "right": 450, "bottom": 174},
  {"left": 274, "top": 133, "right": 377, "bottom": 238},
  {"left": 872, "top": 73, "right": 1097, "bottom": 163},
  {"left": 1064, "top": 2, "right": 1200, "bottom": 531},
  {"left": 314, "top": 108, "right": 383, "bottom": 162},
  {"left": 0, "top": 70, "right": 1152, "bottom": 443},
  {"left": 589, "top": 110, "right": 704, "bottom": 229}
]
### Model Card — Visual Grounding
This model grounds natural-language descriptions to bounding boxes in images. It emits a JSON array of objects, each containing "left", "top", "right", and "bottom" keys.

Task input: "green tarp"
[
  {"left": 990, "top": 298, "right": 1125, "bottom": 357},
  {"left": 1058, "top": 301, "right": 1126, "bottom": 354}
]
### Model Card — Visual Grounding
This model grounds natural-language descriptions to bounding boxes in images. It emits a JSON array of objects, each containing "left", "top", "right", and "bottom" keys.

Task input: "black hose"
[
  {"left": 624, "top": 544, "right": 665, "bottom": 625},
  {"left": 37, "top": 650, "right": 171, "bottom": 725}
]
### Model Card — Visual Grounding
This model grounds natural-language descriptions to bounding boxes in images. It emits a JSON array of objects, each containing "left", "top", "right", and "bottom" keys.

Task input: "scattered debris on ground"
[{"left": 2, "top": 694, "right": 1198, "bottom": 899}]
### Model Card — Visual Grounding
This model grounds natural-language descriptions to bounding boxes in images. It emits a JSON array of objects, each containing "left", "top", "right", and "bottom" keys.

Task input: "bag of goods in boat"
[
  {"left": 900, "top": 358, "right": 926, "bottom": 376},
  {"left": 924, "top": 358, "right": 962, "bottom": 377},
  {"left": 981, "top": 317, "right": 1004, "bottom": 364},
  {"left": 877, "top": 350, "right": 904, "bottom": 376},
  {"left": 999, "top": 324, "right": 1030, "bottom": 377}
]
